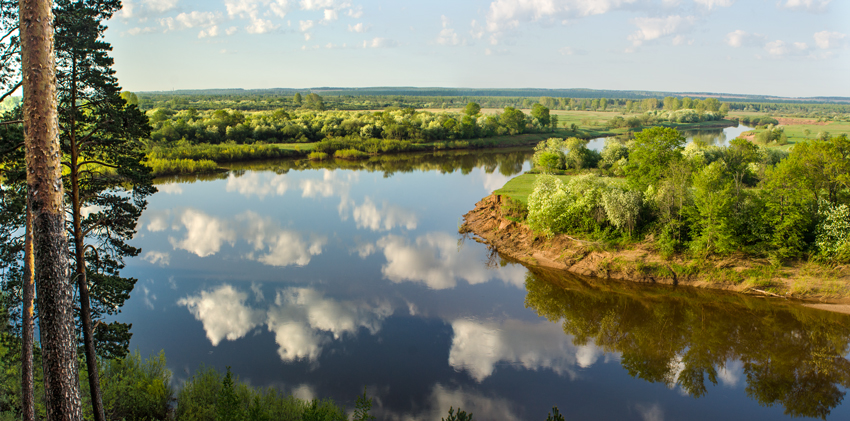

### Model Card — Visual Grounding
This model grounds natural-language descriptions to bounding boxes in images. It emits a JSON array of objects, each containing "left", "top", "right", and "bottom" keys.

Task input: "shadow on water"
[{"left": 523, "top": 267, "right": 850, "bottom": 420}]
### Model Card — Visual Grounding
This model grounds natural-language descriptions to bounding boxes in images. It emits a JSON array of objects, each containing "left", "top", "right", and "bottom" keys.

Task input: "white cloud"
[
  {"left": 300, "top": 0, "right": 337, "bottom": 10},
  {"left": 299, "top": 170, "right": 357, "bottom": 198},
  {"left": 724, "top": 29, "right": 767, "bottom": 48},
  {"left": 383, "top": 384, "right": 522, "bottom": 421},
  {"left": 142, "top": 250, "right": 171, "bottom": 266},
  {"left": 238, "top": 211, "right": 326, "bottom": 267},
  {"left": 717, "top": 359, "right": 743, "bottom": 388},
  {"left": 169, "top": 209, "right": 236, "bottom": 257},
  {"left": 363, "top": 37, "right": 398, "bottom": 48},
  {"left": 351, "top": 197, "right": 418, "bottom": 231},
  {"left": 376, "top": 232, "right": 527, "bottom": 290},
  {"left": 692, "top": 0, "right": 734, "bottom": 10},
  {"left": 198, "top": 25, "right": 220, "bottom": 38},
  {"left": 248, "top": 18, "right": 280, "bottom": 34},
  {"left": 266, "top": 287, "right": 392, "bottom": 362},
  {"left": 449, "top": 318, "right": 600, "bottom": 382},
  {"left": 348, "top": 22, "right": 368, "bottom": 32},
  {"left": 470, "top": 19, "right": 484, "bottom": 39},
  {"left": 141, "top": 285, "right": 156, "bottom": 310},
  {"left": 350, "top": 242, "right": 376, "bottom": 258},
  {"left": 178, "top": 285, "right": 264, "bottom": 346},
  {"left": 299, "top": 19, "right": 315, "bottom": 31},
  {"left": 226, "top": 0, "right": 292, "bottom": 19},
  {"left": 226, "top": 26, "right": 239, "bottom": 35},
  {"left": 157, "top": 183, "right": 183, "bottom": 194},
  {"left": 118, "top": 0, "right": 179, "bottom": 19},
  {"left": 780, "top": 0, "right": 832, "bottom": 12},
  {"left": 323, "top": 9, "right": 338, "bottom": 21},
  {"left": 145, "top": 210, "right": 170, "bottom": 232},
  {"left": 347, "top": 6, "right": 363, "bottom": 18},
  {"left": 628, "top": 15, "right": 695, "bottom": 46},
  {"left": 635, "top": 403, "right": 665, "bottom": 421},
  {"left": 814, "top": 30, "right": 847, "bottom": 49},
  {"left": 437, "top": 15, "right": 462, "bottom": 46},
  {"left": 122, "top": 26, "right": 158, "bottom": 36},
  {"left": 764, "top": 39, "right": 809, "bottom": 57},
  {"left": 485, "top": 0, "right": 638, "bottom": 32}
]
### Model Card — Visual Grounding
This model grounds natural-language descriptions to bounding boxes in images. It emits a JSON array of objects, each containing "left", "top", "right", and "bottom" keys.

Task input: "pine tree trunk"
[
  {"left": 19, "top": 0, "right": 83, "bottom": 420},
  {"left": 22, "top": 202, "right": 34, "bottom": 421}
]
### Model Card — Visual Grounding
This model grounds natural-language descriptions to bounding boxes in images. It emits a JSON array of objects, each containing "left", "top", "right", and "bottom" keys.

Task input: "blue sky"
[{"left": 106, "top": 0, "right": 849, "bottom": 97}]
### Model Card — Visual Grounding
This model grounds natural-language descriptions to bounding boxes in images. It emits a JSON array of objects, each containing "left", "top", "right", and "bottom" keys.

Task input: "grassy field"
[{"left": 493, "top": 173, "right": 628, "bottom": 204}]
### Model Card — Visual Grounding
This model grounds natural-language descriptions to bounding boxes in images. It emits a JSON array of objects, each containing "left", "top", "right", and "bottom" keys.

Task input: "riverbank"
[{"left": 460, "top": 194, "right": 850, "bottom": 305}]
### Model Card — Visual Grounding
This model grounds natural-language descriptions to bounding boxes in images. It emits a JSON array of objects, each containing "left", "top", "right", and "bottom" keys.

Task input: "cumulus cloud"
[
  {"left": 436, "top": 15, "right": 462, "bottom": 46},
  {"left": 779, "top": 0, "right": 832, "bottom": 12},
  {"left": 628, "top": 15, "right": 695, "bottom": 46},
  {"left": 362, "top": 37, "right": 398, "bottom": 48},
  {"left": 142, "top": 250, "right": 171, "bottom": 266},
  {"left": 122, "top": 26, "right": 158, "bottom": 36},
  {"left": 238, "top": 211, "right": 326, "bottom": 267},
  {"left": 169, "top": 209, "right": 236, "bottom": 257},
  {"left": 226, "top": 172, "right": 290, "bottom": 199},
  {"left": 692, "top": 0, "right": 734, "bottom": 10},
  {"left": 160, "top": 11, "right": 222, "bottom": 31},
  {"left": 300, "top": 170, "right": 358, "bottom": 198},
  {"left": 266, "top": 287, "right": 392, "bottom": 361},
  {"left": 351, "top": 197, "right": 418, "bottom": 231},
  {"left": 118, "top": 0, "right": 180, "bottom": 19},
  {"left": 178, "top": 285, "right": 264, "bottom": 346},
  {"left": 485, "top": 0, "right": 638, "bottom": 32},
  {"left": 380, "top": 384, "right": 522, "bottom": 421},
  {"left": 248, "top": 18, "right": 280, "bottom": 34},
  {"left": 449, "top": 318, "right": 601, "bottom": 382},
  {"left": 145, "top": 210, "right": 170, "bottom": 232},
  {"left": 634, "top": 403, "right": 665, "bottom": 421},
  {"left": 157, "top": 183, "right": 183, "bottom": 194},
  {"left": 299, "top": 19, "right": 315, "bottom": 31},
  {"left": 814, "top": 30, "right": 847, "bottom": 49},
  {"left": 348, "top": 22, "right": 368, "bottom": 32},
  {"left": 376, "top": 232, "right": 527, "bottom": 290},
  {"left": 764, "top": 39, "right": 809, "bottom": 57}
]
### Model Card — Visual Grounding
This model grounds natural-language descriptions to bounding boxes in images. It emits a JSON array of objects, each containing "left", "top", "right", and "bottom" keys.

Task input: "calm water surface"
[
  {"left": 121, "top": 147, "right": 850, "bottom": 421},
  {"left": 587, "top": 124, "right": 755, "bottom": 151}
]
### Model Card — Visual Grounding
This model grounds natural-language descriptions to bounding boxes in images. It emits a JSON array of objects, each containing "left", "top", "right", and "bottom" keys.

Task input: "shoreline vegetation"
[
  {"left": 460, "top": 126, "right": 850, "bottom": 310},
  {"left": 143, "top": 105, "right": 739, "bottom": 177}
]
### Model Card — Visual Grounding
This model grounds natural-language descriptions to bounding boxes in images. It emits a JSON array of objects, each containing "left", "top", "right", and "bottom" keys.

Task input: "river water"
[
  {"left": 121, "top": 133, "right": 850, "bottom": 420},
  {"left": 586, "top": 124, "right": 755, "bottom": 151}
]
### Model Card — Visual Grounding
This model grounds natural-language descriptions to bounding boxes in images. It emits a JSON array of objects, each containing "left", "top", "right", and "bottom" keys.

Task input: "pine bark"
[
  {"left": 19, "top": 0, "right": 83, "bottom": 420},
  {"left": 21, "top": 203, "right": 34, "bottom": 421}
]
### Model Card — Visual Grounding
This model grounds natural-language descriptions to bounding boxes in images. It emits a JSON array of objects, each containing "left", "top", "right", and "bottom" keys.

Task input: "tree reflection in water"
[{"left": 523, "top": 268, "right": 850, "bottom": 420}]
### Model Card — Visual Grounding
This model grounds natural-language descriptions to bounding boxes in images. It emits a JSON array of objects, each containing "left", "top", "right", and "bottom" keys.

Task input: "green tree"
[
  {"left": 216, "top": 368, "right": 244, "bottom": 421},
  {"left": 624, "top": 127, "right": 686, "bottom": 191},
  {"left": 294, "top": 92, "right": 302, "bottom": 105},
  {"left": 500, "top": 107, "right": 526, "bottom": 135},
  {"left": 689, "top": 162, "right": 736, "bottom": 254},
  {"left": 531, "top": 103, "right": 550, "bottom": 127},
  {"left": 463, "top": 102, "right": 480, "bottom": 116},
  {"left": 54, "top": 2, "right": 154, "bottom": 419},
  {"left": 21, "top": 0, "right": 85, "bottom": 419}
]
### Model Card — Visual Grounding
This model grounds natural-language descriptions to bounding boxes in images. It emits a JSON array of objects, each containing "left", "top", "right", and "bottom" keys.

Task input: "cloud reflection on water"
[
  {"left": 179, "top": 284, "right": 392, "bottom": 363},
  {"left": 377, "top": 233, "right": 527, "bottom": 289},
  {"left": 449, "top": 318, "right": 602, "bottom": 382}
]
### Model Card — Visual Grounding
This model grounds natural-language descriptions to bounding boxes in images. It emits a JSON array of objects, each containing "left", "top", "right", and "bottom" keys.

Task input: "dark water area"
[
  {"left": 586, "top": 124, "right": 755, "bottom": 151},
  {"left": 120, "top": 147, "right": 850, "bottom": 420}
]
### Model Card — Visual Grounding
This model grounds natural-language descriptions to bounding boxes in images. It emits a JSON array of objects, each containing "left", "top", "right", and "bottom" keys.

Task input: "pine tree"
[{"left": 53, "top": 1, "right": 153, "bottom": 420}]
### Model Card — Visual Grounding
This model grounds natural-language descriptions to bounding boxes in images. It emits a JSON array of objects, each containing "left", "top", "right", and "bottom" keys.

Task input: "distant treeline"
[{"left": 146, "top": 105, "right": 556, "bottom": 145}]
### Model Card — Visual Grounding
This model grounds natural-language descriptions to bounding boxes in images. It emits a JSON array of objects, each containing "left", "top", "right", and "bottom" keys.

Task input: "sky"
[{"left": 105, "top": 0, "right": 850, "bottom": 98}]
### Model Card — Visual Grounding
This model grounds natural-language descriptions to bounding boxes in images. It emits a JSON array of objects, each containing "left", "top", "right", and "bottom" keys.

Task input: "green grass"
[{"left": 494, "top": 173, "right": 627, "bottom": 204}]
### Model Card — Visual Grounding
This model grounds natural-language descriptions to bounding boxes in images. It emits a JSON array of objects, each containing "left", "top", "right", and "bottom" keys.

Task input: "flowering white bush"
[
  {"left": 816, "top": 201, "right": 850, "bottom": 262},
  {"left": 602, "top": 188, "right": 643, "bottom": 236}
]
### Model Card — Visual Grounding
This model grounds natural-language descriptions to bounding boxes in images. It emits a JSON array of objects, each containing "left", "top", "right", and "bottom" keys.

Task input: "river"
[
  {"left": 586, "top": 123, "right": 755, "bottom": 151},
  {"left": 120, "top": 141, "right": 850, "bottom": 420}
]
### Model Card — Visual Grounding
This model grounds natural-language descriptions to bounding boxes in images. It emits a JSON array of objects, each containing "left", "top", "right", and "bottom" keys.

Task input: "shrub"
[
  {"left": 816, "top": 201, "right": 850, "bottom": 263},
  {"left": 333, "top": 149, "right": 369, "bottom": 160},
  {"left": 602, "top": 188, "right": 643, "bottom": 236},
  {"left": 101, "top": 350, "right": 174, "bottom": 421},
  {"left": 147, "top": 158, "right": 219, "bottom": 176},
  {"left": 308, "top": 151, "right": 329, "bottom": 161}
]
